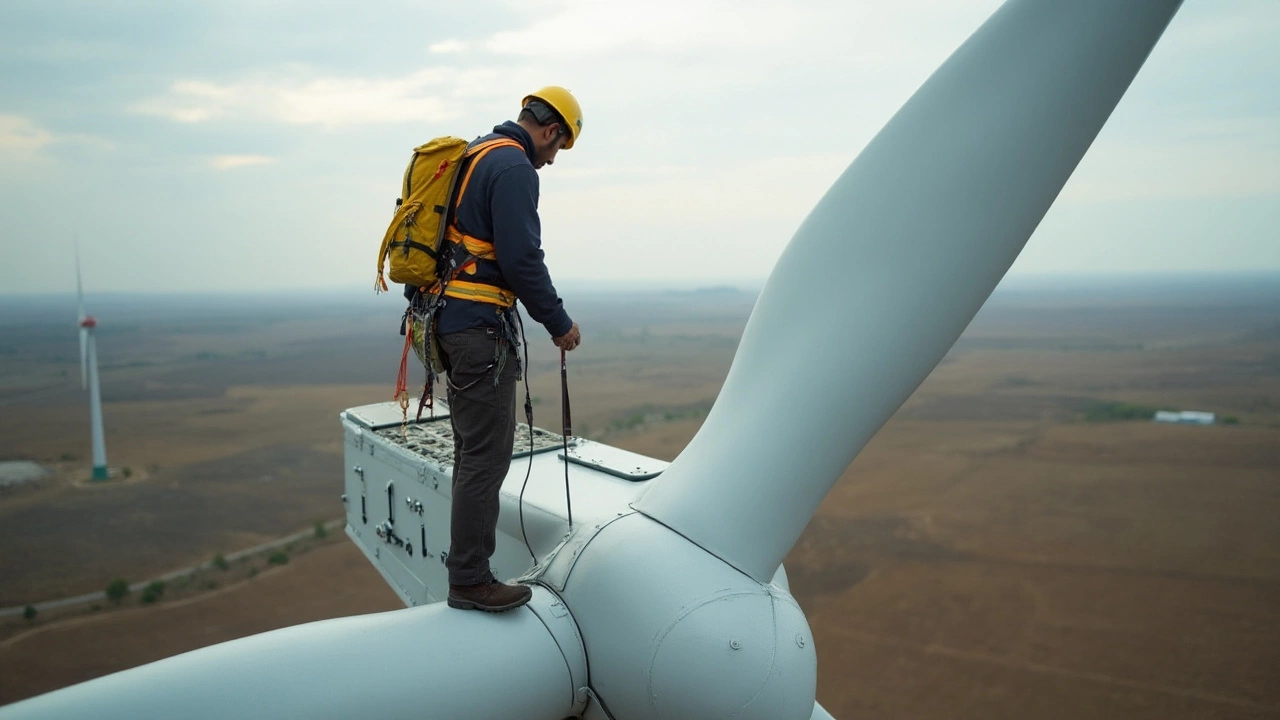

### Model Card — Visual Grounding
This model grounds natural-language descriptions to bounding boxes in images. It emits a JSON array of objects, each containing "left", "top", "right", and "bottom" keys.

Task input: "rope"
[
  {"left": 394, "top": 308, "right": 414, "bottom": 437},
  {"left": 516, "top": 311, "right": 538, "bottom": 565},
  {"left": 414, "top": 306, "right": 436, "bottom": 421},
  {"left": 561, "top": 347, "right": 573, "bottom": 529}
]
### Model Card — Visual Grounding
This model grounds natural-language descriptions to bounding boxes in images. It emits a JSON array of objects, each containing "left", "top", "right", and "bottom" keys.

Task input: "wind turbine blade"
[
  {"left": 74, "top": 241, "right": 84, "bottom": 321},
  {"left": 810, "top": 700, "right": 836, "bottom": 720},
  {"left": 75, "top": 242, "right": 87, "bottom": 389},
  {"left": 0, "top": 591, "right": 583, "bottom": 720},
  {"left": 635, "top": 0, "right": 1183, "bottom": 581}
]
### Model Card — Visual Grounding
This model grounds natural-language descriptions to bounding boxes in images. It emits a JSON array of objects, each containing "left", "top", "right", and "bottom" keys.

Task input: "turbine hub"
[
  {"left": 648, "top": 588, "right": 813, "bottom": 720},
  {"left": 559, "top": 513, "right": 816, "bottom": 720},
  {"left": 79, "top": 316, "right": 97, "bottom": 329}
]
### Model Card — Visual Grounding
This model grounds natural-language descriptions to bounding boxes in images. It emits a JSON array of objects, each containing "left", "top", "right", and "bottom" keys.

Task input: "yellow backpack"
[
  {"left": 375, "top": 136, "right": 525, "bottom": 294},
  {"left": 375, "top": 137, "right": 470, "bottom": 292}
]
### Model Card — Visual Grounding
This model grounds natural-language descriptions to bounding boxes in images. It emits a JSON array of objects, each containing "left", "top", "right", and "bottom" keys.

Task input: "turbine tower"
[
  {"left": 76, "top": 250, "right": 108, "bottom": 482},
  {"left": 1, "top": 1, "right": 1184, "bottom": 717}
]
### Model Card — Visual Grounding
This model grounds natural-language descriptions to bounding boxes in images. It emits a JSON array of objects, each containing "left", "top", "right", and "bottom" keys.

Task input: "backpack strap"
[
  {"left": 455, "top": 138, "right": 524, "bottom": 211},
  {"left": 437, "top": 138, "right": 526, "bottom": 307},
  {"left": 446, "top": 138, "right": 524, "bottom": 258}
]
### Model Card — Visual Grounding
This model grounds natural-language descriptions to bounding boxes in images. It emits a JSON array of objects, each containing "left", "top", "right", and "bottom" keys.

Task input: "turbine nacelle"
[{"left": 340, "top": 403, "right": 819, "bottom": 717}]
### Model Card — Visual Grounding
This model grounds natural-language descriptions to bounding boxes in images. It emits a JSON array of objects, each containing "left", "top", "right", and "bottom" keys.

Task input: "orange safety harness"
[
  {"left": 434, "top": 137, "right": 523, "bottom": 307},
  {"left": 394, "top": 137, "right": 526, "bottom": 430}
]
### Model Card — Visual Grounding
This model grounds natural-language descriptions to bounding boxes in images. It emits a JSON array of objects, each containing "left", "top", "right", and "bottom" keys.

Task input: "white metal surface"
[
  {"left": 810, "top": 701, "right": 837, "bottom": 720},
  {"left": 344, "top": 400, "right": 449, "bottom": 430},
  {"left": 0, "top": 587, "right": 581, "bottom": 720},
  {"left": 562, "top": 512, "right": 816, "bottom": 720},
  {"left": 635, "top": 0, "right": 1184, "bottom": 582},
  {"left": 561, "top": 440, "right": 667, "bottom": 481},
  {"left": 341, "top": 402, "right": 654, "bottom": 606}
]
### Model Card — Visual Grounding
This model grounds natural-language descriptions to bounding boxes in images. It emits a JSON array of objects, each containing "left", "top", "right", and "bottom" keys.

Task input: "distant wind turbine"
[{"left": 76, "top": 249, "right": 109, "bottom": 482}]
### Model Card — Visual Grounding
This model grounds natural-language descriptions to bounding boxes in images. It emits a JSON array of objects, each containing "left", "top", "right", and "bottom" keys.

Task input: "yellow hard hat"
[{"left": 522, "top": 86, "right": 582, "bottom": 149}]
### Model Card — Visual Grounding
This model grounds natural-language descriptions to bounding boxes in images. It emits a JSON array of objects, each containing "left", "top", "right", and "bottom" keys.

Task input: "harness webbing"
[
  {"left": 437, "top": 137, "right": 524, "bottom": 309},
  {"left": 445, "top": 279, "right": 517, "bottom": 307}
]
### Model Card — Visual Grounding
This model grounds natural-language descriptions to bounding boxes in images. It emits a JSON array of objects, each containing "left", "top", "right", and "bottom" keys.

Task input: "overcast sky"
[{"left": 1, "top": 0, "right": 1276, "bottom": 295}]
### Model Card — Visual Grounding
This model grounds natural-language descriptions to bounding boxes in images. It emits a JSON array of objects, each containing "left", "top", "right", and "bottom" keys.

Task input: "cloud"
[
  {"left": 4, "top": 0, "right": 1277, "bottom": 294},
  {"left": 485, "top": 0, "right": 802, "bottom": 57},
  {"left": 132, "top": 68, "right": 504, "bottom": 127},
  {"left": 1060, "top": 116, "right": 1280, "bottom": 204},
  {"left": 429, "top": 40, "right": 469, "bottom": 54},
  {"left": 0, "top": 114, "right": 56, "bottom": 155},
  {"left": 0, "top": 114, "right": 111, "bottom": 166},
  {"left": 210, "top": 154, "right": 276, "bottom": 170}
]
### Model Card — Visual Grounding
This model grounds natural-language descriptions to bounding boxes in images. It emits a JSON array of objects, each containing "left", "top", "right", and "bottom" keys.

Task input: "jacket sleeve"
[{"left": 489, "top": 164, "right": 574, "bottom": 338}]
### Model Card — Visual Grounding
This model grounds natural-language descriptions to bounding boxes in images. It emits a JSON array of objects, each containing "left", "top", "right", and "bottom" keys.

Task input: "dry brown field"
[{"left": 1, "top": 278, "right": 1278, "bottom": 717}]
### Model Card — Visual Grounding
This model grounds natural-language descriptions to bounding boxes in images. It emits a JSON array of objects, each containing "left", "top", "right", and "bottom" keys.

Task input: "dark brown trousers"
[{"left": 437, "top": 327, "right": 517, "bottom": 586}]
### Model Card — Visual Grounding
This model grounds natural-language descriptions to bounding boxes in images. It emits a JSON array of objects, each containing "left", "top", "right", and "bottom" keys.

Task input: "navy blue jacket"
[{"left": 418, "top": 121, "right": 573, "bottom": 338}]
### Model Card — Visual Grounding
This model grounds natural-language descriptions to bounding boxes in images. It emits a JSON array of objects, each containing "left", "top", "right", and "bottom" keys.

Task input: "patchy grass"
[{"left": 1082, "top": 400, "right": 1159, "bottom": 422}]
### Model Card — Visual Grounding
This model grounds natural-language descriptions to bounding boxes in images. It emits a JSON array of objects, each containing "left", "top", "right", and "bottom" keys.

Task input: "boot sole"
[{"left": 446, "top": 594, "right": 531, "bottom": 613}]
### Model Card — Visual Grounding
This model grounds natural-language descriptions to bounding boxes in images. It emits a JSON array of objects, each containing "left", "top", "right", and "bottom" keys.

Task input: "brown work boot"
[{"left": 447, "top": 579, "right": 532, "bottom": 612}]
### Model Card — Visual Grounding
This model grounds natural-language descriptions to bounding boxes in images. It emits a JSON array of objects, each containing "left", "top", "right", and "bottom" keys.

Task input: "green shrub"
[
  {"left": 212, "top": 553, "right": 229, "bottom": 571},
  {"left": 313, "top": 521, "right": 328, "bottom": 540},
  {"left": 23, "top": 605, "right": 36, "bottom": 620},
  {"left": 1222, "top": 415, "right": 1240, "bottom": 425},
  {"left": 268, "top": 551, "right": 289, "bottom": 566},
  {"left": 106, "top": 578, "right": 130, "bottom": 604},
  {"left": 141, "top": 580, "right": 165, "bottom": 603}
]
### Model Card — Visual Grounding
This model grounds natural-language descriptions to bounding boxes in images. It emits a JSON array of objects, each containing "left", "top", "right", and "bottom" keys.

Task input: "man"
[{"left": 425, "top": 86, "right": 583, "bottom": 612}]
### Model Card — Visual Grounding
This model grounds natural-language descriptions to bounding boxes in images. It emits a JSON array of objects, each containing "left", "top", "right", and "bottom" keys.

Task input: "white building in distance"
[{"left": 1153, "top": 410, "right": 1216, "bottom": 425}]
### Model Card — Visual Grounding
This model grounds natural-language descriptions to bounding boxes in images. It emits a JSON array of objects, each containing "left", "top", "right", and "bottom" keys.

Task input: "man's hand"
[{"left": 553, "top": 323, "right": 581, "bottom": 352}]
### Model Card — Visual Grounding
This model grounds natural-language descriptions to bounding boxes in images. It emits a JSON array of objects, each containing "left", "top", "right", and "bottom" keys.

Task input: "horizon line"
[{"left": 3, "top": 269, "right": 1280, "bottom": 299}]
